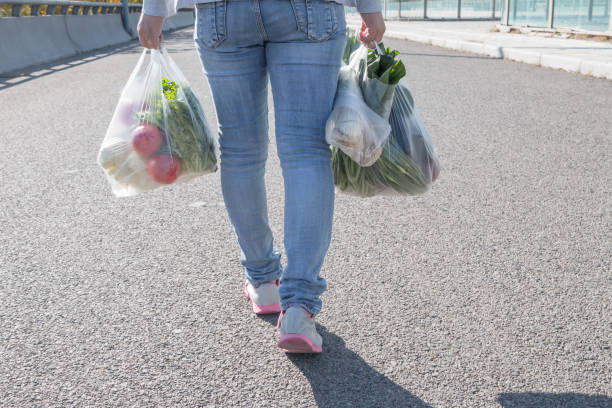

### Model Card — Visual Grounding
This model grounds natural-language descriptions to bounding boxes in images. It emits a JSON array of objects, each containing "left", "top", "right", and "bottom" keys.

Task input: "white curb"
[
  {"left": 503, "top": 48, "right": 542, "bottom": 65},
  {"left": 540, "top": 54, "right": 582, "bottom": 73},
  {"left": 580, "top": 60, "right": 612, "bottom": 79}
]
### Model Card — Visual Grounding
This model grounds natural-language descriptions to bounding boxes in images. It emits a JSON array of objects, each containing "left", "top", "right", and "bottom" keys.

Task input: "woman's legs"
[
  {"left": 195, "top": 0, "right": 346, "bottom": 317},
  {"left": 194, "top": 2, "right": 282, "bottom": 286},
  {"left": 264, "top": 1, "right": 347, "bottom": 315}
]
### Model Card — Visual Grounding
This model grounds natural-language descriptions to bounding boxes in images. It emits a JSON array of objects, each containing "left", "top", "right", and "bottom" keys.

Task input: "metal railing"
[
  {"left": 1, "top": 0, "right": 193, "bottom": 18},
  {"left": 1, "top": 0, "right": 142, "bottom": 16},
  {"left": 1, "top": 0, "right": 144, "bottom": 36},
  {"left": 349, "top": 0, "right": 502, "bottom": 20}
]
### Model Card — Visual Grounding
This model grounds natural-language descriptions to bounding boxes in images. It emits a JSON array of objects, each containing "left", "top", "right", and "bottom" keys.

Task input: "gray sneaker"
[
  {"left": 277, "top": 306, "right": 323, "bottom": 353},
  {"left": 243, "top": 280, "right": 281, "bottom": 314}
]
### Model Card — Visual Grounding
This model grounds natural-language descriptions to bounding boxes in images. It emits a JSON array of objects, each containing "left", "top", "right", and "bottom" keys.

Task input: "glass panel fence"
[
  {"left": 384, "top": 0, "right": 426, "bottom": 18},
  {"left": 554, "top": 0, "right": 610, "bottom": 31},
  {"left": 460, "top": 0, "right": 502, "bottom": 18},
  {"left": 508, "top": 0, "right": 550, "bottom": 26}
]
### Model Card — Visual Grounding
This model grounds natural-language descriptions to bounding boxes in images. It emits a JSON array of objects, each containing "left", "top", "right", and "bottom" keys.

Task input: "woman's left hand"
[{"left": 358, "top": 12, "right": 385, "bottom": 49}]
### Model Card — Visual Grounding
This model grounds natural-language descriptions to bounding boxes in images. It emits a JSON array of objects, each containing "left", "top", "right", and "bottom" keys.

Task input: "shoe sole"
[
  {"left": 277, "top": 334, "right": 322, "bottom": 353},
  {"left": 252, "top": 302, "right": 281, "bottom": 314},
  {"left": 243, "top": 285, "right": 281, "bottom": 315}
]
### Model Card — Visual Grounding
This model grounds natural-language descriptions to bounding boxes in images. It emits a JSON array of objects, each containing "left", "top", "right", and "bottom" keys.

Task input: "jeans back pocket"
[
  {"left": 291, "top": 0, "right": 340, "bottom": 42},
  {"left": 196, "top": 1, "right": 227, "bottom": 49}
]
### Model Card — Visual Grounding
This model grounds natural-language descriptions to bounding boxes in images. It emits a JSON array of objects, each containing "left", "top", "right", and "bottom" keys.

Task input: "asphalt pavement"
[{"left": 1, "top": 28, "right": 611, "bottom": 407}]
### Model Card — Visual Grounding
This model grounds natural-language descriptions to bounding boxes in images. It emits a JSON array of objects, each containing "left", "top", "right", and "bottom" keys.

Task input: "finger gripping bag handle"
[{"left": 97, "top": 48, "right": 217, "bottom": 197}]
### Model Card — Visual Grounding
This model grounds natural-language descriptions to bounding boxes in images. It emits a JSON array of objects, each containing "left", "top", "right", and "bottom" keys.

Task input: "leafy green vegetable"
[
  {"left": 162, "top": 77, "right": 178, "bottom": 101},
  {"left": 366, "top": 44, "right": 406, "bottom": 86},
  {"left": 342, "top": 35, "right": 360, "bottom": 64},
  {"left": 332, "top": 132, "right": 428, "bottom": 197},
  {"left": 137, "top": 79, "right": 217, "bottom": 174}
]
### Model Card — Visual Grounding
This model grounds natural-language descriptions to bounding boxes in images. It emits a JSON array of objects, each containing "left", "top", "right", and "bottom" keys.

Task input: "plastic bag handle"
[{"left": 374, "top": 41, "right": 384, "bottom": 56}]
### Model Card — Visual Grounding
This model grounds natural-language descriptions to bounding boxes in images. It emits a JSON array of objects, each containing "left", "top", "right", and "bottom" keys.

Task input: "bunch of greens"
[
  {"left": 138, "top": 78, "right": 217, "bottom": 174},
  {"left": 359, "top": 43, "right": 405, "bottom": 120},
  {"left": 365, "top": 45, "right": 406, "bottom": 86},
  {"left": 342, "top": 35, "right": 360, "bottom": 64},
  {"left": 332, "top": 134, "right": 429, "bottom": 197}
]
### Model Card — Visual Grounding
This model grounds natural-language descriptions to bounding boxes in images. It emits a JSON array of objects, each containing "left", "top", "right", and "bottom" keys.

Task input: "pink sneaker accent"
[
  {"left": 243, "top": 280, "right": 281, "bottom": 315},
  {"left": 276, "top": 309, "right": 322, "bottom": 353},
  {"left": 277, "top": 334, "right": 323, "bottom": 353}
]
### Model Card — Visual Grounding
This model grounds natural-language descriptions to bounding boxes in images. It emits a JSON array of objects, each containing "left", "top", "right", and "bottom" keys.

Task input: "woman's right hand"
[
  {"left": 137, "top": 14, "right": 165, "bottom": 49},
  {"left": 358, "top": 12, "right": 385, "bottom": 49}
]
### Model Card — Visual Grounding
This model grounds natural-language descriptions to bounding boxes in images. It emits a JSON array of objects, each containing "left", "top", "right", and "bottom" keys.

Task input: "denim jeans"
[{"left": 194, "top": 0, "right": 347, "bottom": 315}]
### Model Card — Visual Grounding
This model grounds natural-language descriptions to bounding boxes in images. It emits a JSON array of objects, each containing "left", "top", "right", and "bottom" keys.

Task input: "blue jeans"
[{"left": 194, "top": 0, "right": 347, "bottom": 315}]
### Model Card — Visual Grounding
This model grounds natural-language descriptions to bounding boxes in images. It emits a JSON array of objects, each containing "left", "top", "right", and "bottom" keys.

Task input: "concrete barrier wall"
[
  {"left": 0, "top": 16, "right": 76, "bottom": 74},
  {"left": 66, "top": 15, "right": 131, "bottom": 52},
  {"left": 0, "top": 11, "right": 194, "bottom": 75}
]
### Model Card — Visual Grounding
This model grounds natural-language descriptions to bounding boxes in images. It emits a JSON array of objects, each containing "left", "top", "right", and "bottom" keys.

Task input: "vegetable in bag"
[{"left": 98, "top": 48, "right": 217, "bottom": 197}]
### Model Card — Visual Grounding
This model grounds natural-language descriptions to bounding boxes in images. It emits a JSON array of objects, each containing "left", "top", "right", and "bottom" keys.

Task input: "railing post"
[
  {"left": 492, "top": 0, "right": 496, "bottom": 19},
  {"left": 398, "top": 0, "right": 401, "bottom": 18},
  {"left": 121, "top": 0, "right": 134, "bottom": 36},
  {"left": 609, "top": 0, "right": 612, "bottom": 32},
  {"left": 11, "top": 4, "right": 22, "bottom": 16},
  {"left": 547, "top": 0, "right": 555, "bottom": 28},
  {"left": 503, "top": 0, "right": 509, "bottom": 24},
  {"left": 458, "top": 0, "right": 461, "bottom": 18},
  {"left": 587, "top": 0, "right": 593, "bottom": 21},
  {"left": 424, "top": 0, "right": 428, "bottom": 19}
]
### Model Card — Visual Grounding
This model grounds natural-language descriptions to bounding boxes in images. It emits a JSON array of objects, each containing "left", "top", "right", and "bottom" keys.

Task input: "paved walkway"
[
  {"left": 347, "top": 17, "right": 612, "bottom": 79},
  {"left": 1, "top": 28, "right": 611, "bottom": 407}
]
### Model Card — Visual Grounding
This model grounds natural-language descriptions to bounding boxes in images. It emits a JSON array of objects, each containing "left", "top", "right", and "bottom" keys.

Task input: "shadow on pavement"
[
  {"left": 258, "top": 315, "right": 432, "bottom": 408},
  {"left": 497, "top": 392, "right": 612, "bottom": 408}
]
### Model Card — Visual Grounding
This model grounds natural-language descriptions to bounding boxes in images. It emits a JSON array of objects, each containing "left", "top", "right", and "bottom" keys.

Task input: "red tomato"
[
  {"left": 132, "top": 124, "right": 162, "bottom": 157},
  {"left": 148, "top": 154, "right": 181, "bottom": 184}
]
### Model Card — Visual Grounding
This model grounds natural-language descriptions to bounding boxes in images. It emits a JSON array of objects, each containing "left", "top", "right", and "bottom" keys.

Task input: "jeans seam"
[
  {"left": 253, "top": 0, "right": 269, "bottom": 42},
  {"left": 289, "top": 0, "right": 306, "bottom": 34}
]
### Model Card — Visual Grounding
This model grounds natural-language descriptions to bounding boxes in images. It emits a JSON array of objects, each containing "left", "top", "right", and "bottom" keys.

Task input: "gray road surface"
[{"left": 1, "top": 28, "right": 611, "bottom": 407}]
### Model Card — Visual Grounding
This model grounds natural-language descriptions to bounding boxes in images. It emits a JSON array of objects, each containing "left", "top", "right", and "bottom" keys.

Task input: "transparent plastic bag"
[
  {"left": 332, "top": 41, "right": 440, "bottom": 198},
  {"left": 325, "top": 51, "right": 391, "bottom": 167},
  {"left": 98, "top": 48, "right": 217, "bottom": 197},
  {"left": 389, "top": 79, "right": 440, "bottom": 184}
]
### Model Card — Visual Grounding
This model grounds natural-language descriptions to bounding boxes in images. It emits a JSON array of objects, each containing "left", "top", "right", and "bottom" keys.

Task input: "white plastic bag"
[
  {"left": 325, "top": 47, "right": 391, "bottom": 167},
  {"left": 98, "top": 48, "right": 217, "bottom": 197}
]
